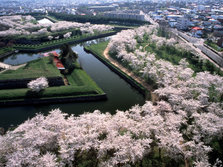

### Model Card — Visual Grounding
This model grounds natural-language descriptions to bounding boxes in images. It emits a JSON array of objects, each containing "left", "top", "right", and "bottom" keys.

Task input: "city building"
[
  {"left": 176, "top": 17, "right": 190, "bottom": 30},
  {"left": 191, "top": 27, "right": 203, "bottom": 37}
]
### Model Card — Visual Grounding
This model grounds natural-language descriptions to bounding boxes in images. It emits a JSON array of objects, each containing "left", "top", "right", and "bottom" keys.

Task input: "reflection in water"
[
  {"left": 0, "top": 37, "right": 145, "bottom": 130},
  {"left": 84, "top": 37, "right": 110, "bottom": 47},
  {"left": 10, "top": 55, "right": 17, "bottom": 60},
  {"left": 0, "top": 37, "right": 111, "bottom": 66},
  {"left": 1, "top": 53, "right": 43, "bottom": 65}
]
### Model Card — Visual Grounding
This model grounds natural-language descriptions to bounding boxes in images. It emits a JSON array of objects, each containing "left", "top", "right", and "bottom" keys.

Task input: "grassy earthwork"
[
  {"left": 0, "top": 56, "right": 105, "bottom": 102},
  {"left": 0, "top": 57, "right": 61, "bottom": 80},
  {"left": 12, "top": 30, "right": 115, "bottom": 52},
  {"left": 0, "top": 47, "right": 16, "bottom": 56}
]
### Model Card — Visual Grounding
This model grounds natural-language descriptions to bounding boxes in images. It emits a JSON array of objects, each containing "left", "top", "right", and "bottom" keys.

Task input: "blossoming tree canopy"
[
  {"left": 106, "top": 25, "right": 223, "bottom": 166},
  {"left": 27, "top": 77, "right": 49, "bottom": 92},
  {"left": 1, "top": 18, "right": 223, "bottom": 167},
  {"left": 0, "top": 15, "right": 114, "bottom": 37},
  {"left": 0, "top": 101, "right": 222, "bottom": 166}
]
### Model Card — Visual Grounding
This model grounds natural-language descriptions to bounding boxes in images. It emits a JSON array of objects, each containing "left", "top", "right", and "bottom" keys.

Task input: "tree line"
[{"left": 48, "top": 12, "right": 149, "bottom": 25}]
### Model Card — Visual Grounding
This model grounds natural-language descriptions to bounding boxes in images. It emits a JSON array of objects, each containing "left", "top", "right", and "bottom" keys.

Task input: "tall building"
[{"left": 176, "top": 17, "right": 190, "bottom": 30}]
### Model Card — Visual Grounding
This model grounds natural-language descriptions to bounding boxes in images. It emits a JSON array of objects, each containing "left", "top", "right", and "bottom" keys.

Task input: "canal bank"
[
  {"left": 0, "top": 94, "right": 107, "bottom": 107},
  {"left": 84, "top": 47, "right": 149, "bottom": 98}
]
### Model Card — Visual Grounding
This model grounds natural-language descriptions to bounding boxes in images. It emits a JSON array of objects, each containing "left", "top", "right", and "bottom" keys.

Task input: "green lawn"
[
  {"left": 65, "top": 65, "right": 104, "bottom": 94},
  {"left": 0, "top": 57, "right": 61, "bottom": 80},
  {"left": 45, "top": 15, "right": 59, "bottom": 22},
  {"left": 112, "top": 25, "right": 138, "bottom": 29}
]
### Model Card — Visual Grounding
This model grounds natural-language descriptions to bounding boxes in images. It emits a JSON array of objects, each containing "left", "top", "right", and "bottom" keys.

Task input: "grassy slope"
[
  {"left": 0, "top": 47, "right": 15, "bottom": 55},
  {"left": 0, "top": 57, "right": 104, "bottom": 101},
  {"left": 0, "top": 57, "right": 61, "bottom": 80},
  {"left": 86, "top": 41, "right": 109, "bottom": 56},
  {"left": 66, "top": 68, "right": 104, "bottom": 94}
]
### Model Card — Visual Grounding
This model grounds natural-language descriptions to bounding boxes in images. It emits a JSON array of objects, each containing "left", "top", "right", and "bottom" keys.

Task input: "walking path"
[
  {"left": 143, "top": 44, "right": 150, "bottom": 52},
  {"left": 103, "top": 47, "right": 158, "bottom": 102},
  {"left": 0, "top": 62, "right": 12, "bottom": 69},
  {"left": 10, "top": 63, "right": 26, "bottom": 70},
  {"left": 0, "top": 62, "right": 26, "bottom": 73}
]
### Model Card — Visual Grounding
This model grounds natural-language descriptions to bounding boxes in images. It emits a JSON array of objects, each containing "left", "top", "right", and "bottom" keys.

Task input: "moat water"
[{"left": 0, "top": 38, "right": 145, "bottom": 130}]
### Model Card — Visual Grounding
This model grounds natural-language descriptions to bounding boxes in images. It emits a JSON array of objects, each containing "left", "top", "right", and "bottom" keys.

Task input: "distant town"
[
  {"left": 1, "top": 0, "right": 223, "bottom": 38},
  {"left": 1, "top": 0, "right": 223, "bottom": 60}
]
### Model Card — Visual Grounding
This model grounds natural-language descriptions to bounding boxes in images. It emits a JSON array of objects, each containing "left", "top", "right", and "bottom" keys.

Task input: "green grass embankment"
[
  {"left": 65, "top": 62, "right": 104, "bottom": 95},
  {"left": 0, "top": 47, "right": 16, "bottom": 58},
  {"left": 0, "top": 84, "right": 102, "bottom": 101},
  {"left": 0, "top": 57, "right": 105, "bottom": 103},
  {"left": 84, "top": 41, "right": 148, "bottom": 97}
]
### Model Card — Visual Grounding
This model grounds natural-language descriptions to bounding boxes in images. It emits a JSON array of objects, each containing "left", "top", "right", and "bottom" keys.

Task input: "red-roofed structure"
[
  {"left": 54, "top": 57, "right": 65, "bottom": 70},
  {"left": 192, "top": 27, "right": 203, "bottom": 30},
  {"left": 43, "top": 51, "right": 65, "bottom": 70},
  {"left": 43, "top": 51, "right": 59, "bottom": 57},
  {"left": 191, "top": 27, "right": 203, "bottom": 38}
]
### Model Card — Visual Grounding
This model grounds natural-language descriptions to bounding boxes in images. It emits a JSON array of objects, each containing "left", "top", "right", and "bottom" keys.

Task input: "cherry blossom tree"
[
  {"left": 0, "top": 15, "right": 114, "bottom": 38},
  {"left": 63, "top": 32, "right": 72, "bottom": 38},
  {"left": 27, "top": 77, "right": 49, "bottom": 92},
  {"left": 1, "top": 99, "right": 222, "bottom": 166},
  {"left": 0, "top": 18, "right": 223, "bottom": 167},
  {"left": 48, "top": 36, "right": 53, "bottom": 40}
]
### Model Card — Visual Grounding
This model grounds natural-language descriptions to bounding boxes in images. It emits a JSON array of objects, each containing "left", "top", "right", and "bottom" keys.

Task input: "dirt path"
[
  {"left": 10, "top": 63, "right": 26, "bottom": 70},
  {"left": 0, "top": 63, "right": 26, "bottom": 73},
  {"left": 63, "top": 76, "right": 69, "bottom": 86},
  {"left": 143, "top": 44, "right": 150, "bottom": 52},
  {"left": 0, "top": 62, "right": 11, "bottom": 69},
  {"left": 103, "top": 47, "right": 158, "bottom": 102}
]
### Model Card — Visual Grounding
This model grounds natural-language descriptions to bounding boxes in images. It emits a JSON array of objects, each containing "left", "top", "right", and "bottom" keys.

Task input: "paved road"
[
  {"left": 195, "top": 44, "right": 223, "bottom": 67},
  {"left": 144, "top": 15, "right": 223, "bottom": 68},
  {"left": 172, "top": 29, "right": 223, "bottom": 68}
]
